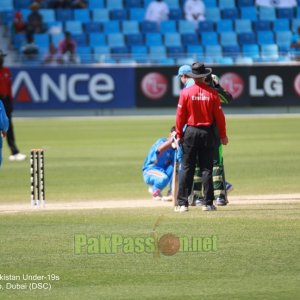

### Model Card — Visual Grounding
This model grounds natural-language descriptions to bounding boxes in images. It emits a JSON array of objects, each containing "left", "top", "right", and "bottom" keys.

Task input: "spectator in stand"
[
  {"left": 26, "top": 2, "right": 47, "bottom": 34},
  {"left": 12, "top": 11, "right": 27, "bottom": 34},
  {"left": 290, "top": 26, "right": 300, "bottom": 61},
  {"left": 184, "top": 0, "right": 206, "bottom": 30},
  {"left": 72, "top": 0, "right": 87, "bottom": 8},
  {"left": 20, "top": 33, "right": 39, "bottom": 61},
  {"left": 58, "top": 31, "right": 78, "bottom": 64},
  {"left": 144, "top": 0, "right": 169, "bottom": 25},
  {"left": 255, "top": 0, "right": 296, "bottom": 7},
  {"left": 43, "top": 43, "right": 62, "bottom": 65}
]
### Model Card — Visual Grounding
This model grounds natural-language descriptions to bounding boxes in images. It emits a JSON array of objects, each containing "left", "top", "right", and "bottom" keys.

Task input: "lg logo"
[{"left": 141, "top": 73, "right": 168, "bottom": 100}]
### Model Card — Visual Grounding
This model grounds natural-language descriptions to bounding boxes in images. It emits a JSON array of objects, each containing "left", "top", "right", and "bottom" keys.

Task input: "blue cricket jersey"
[{"left": 142, "top": 138, "right": 175, "bottom": 171}]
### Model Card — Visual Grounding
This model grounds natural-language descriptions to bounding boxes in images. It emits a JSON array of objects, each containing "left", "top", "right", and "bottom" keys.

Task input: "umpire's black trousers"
[{"left": 177, "top": 126, "right": 215, "bottom": 207}]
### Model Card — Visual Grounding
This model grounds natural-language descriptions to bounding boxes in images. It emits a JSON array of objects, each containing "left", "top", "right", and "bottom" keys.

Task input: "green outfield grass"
[
  {"left": 0, "top": 115, "right": 300, "bottom": 202},
  {"left": 0, "top": 205, "right": 300, "bottom": 299},
  {"left": 0, "top": 115, "right": 300, "bottom": 299}
]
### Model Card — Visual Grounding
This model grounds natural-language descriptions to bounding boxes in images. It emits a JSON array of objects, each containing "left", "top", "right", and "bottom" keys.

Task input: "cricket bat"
[{"left": 172, "top": 141, "right": 179, "bottom": 207}]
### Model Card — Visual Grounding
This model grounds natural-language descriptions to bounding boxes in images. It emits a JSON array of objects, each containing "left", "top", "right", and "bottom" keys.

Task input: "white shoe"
[
  {"left": 162, "top": 190, "right": 172, "bottom": 202},
  {"left": 174, "top": 206, "right": 189, "bottom": 213},
  {"left": 9, "top": 153, "right": 27, "bottom": 161},
  {"left": 148, "top": 186, "right": 153, "bottom": 194}
]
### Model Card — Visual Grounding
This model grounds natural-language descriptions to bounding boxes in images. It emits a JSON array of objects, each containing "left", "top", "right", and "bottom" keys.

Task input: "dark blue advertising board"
[{"left": 11, "top": 67, "right": 135, "bottom": 109}]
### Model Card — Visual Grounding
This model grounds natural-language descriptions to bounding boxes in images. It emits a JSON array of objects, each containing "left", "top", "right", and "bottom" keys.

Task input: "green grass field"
[{"left": 0, "top": 115, "right": 300, "bottom": 299}]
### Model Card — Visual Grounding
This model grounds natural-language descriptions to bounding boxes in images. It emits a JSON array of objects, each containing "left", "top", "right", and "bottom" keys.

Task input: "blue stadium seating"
[
  {"left": 242, "top": 44, "right": 260, "bottom": 60},
  {"left": 103, "top": 21, "right": 121, "bottom": 33},
  {"left": 122, "top": 20, "right": 140, "bottom": 34},
  {"left": 56, "top": 9, "right": 73, "bottom": 21},
  {"left": 222, "top": 8, "right": 239, "bottom": 20},
  {"left": 126, "top": 33, "right": 144, "bottom": 46},
  {"left": 198, "top": 21, "right": 215, "bottom": 32},
  {"left": 220, "top": 32, "right": 238, "bottom": 46},
  {"left": 92, "top": 9, "right": 109, "bottom": 22},
  {"left": 145, "top": 33, "right": 163, "bottom": 46},
  {"left": 261, "top": 44, "right": 279, "bottom": 61},
  {"left": 181, "top": 33, "right": 199, "bottom": 46},
  {"left": 201, "top": 32, "right": 219, "bottom": 45},
  {"left": 74, "top": 9, "right": 91, "bottom": 22},
  {"left": 107, "top": 33, "right": 125, "bottom": 47},
  {"left": 160, "top": 21, "right": 177, "bottom": 33},
  {"left": 164, "top": 33, "right": 182, "bottom": 47},
  {"left": 106, "top": 0, "right": 123, "bottom": 10},
  {"left": 205, "top": 7, "right": 221, "bottom": 22},
  {"left": 124, "top": 0, "right": 143, "bottom": 8},
  {"left": 168, "top": 9, "right": 183, "bottom": 21},
  {"left": 89, "top": 0, "right": 104, "bottom": 9},
  {"left": 72, "top": 33, "right": 88, "bottom": 46},
  {"left": 257, "top": 31, "right": 275, "bottom": 45},
  {"left": 273, "top": 19, "right": 290, "bottom": 32},
  {"left": 239, "top": 32, "right": 256, "bottom": 45},
  {"left": 235, "top": 19, "right": 252, "bottom": 33},
  {"left": 14, "top": 0, "right": 31, "bottom": 9},
  {"left": 140, "top": 21, "right": 158, "bottom": 33},
  {"left": 205, "top": 45, "right": 222, "bottom": 59},
  {"left": 129, "top": 8, "right": 145, "bottom": 21},
  {"left": 178, "top": 20, "right": 195, "bottom": 34},
  {"left": 110, "top": 9, "right": 128, "bottom": 21},
  {"left": 223, "top": 45, "right": 240, "bottom": 58},
  {"left": 277, "top": 8, "right": 295, "bottom": 19},
  {"left": 254, "top": 20, "right": 272, "bottom": 32},
  {"left": 219, "top": 0, "right": 235, "bottom": 9},
  {"left": 258, "top": 7, "right": 276, "bottom": 21},
  {"left": 40, "top": 9, "right": 56, "bottom": 23},
  {"left": 240, "top": 7, "right": 257, "bottom": 21},
  {"left": 237, "top": 0, "right": 254, "bottom": 6},
  {"left": 65, "top": 21, "right": 83, "bottom": 34},
  {"left": 89, "top": 33, "right": 106, "bottom": 47},
  {"left": 216, "top": 20, "right": 233, "bottom": 32},
  {"left": 84, "top": 22, "right": 102, "bottom": 33},
  {"left": 167, "top": 46, "right": 185, "bottom": 59}
]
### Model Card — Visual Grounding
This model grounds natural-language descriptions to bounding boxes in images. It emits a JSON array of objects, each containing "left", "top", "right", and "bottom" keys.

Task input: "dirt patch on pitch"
[{"left": 0, "top": 194, "right": 300, "bottom": 214}]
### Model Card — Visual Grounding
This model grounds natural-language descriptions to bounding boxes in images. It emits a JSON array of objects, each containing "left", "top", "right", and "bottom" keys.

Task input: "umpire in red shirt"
[{"left": 175, "top": 62, "right": 228, "bottom": 212}]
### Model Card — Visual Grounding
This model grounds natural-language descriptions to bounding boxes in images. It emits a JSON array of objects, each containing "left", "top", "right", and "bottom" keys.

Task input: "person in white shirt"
[
  {"left": 256, "top": 0, "right": 296, "bottom": 7},
  {"left": 144, "top": 0, "right": 169, "bottom": 24},
  {"left": 184, "top": 0, "right": 206, "bottom": 30}
]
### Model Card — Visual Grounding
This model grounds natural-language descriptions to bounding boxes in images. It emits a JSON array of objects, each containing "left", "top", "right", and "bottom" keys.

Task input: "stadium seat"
[
  {"left": 277, "top": 8, "right": 295, "bottom": 19},
  {"left": 257, "top": 31, "right": 274, "bottom": 45},
  {"left": 164, "top": 33, "right": 182, "bottom": 47},
  {"left": 165, "top": 0, "right": 180, "bottom": 8},
  {"left": 273, "top": 19, "right": 290, "bottom": 32},
  {"left": 215, "top": 57, "right": 234, "bottom": 64},
  {"left": 106, "top": 0, "right": 123, "bottom": 10},
  {"left": 129, "top": 8, "right": 145, "bottom": 21},
  {"left": 178, "top": 20, "right": 195, "bottom": 34},
  {"left": 258, "top": 7, "right": 276, "bottom": 21},
  {"left": 92, "top": 9, "right": 109, "bottom": 22},
  {"left": 14, "top": 0, "right": 31, "bottom": 9},
  {"left": 131, "top": 45, "right": 148, "bottom": 62},
  {"left": 219, "top": 32, "right": 238, "bottom": 46},
  {"left": 122, "top": 21, "right": 140, "bottom": 34},
  {"left": 19, "top": 9, "right": 30, "bottom": 21},
  {"left": 216, "top": 20, "right": 233, "bottom": 32},
  {"left": 12, "top": 33, "right": 26, "bottom": 49},
  {"left": 140, "top": 21, "right": 158, "bottom": 33},
  {"left": 167, "top": 46, "right": 185, "bottom": 59},
  {"left": 240, "top": 7, "right": 257, "bottom": 21},
  {"left": 84, "top": 22, "right": 102, "bottom": 33},
  {"left": 89, "top": 33, "right": 106, "bottom": 47},
  {"left": 126, "top": 33, "right": 144, "bottom": 46},
  {"left": 219, "top": 0, "right": 235, "bottom": 8},
  {"left": 176, "top": 57, "right": 196, "bottom": 65},
  {"left": 102, "top": 21, "right": 121, "bottom": 33},
  {"left": 238, "top": 32, "right": 256, "bottom": 45},
  {"left": 276, "top": 31, "right": 292, "bottom": 47},
  {"left": 234, "top": 19, "right": 252, "bottom": 33},
  {"left": 94, "top": 46, "right": 110, "bottom": 62},
  {"left": 107, "top": 33, "right": 125, "bottom": 47},
  {"left": 223, "top": 45, "right": 240, "bottom": 58},
  {"left": 254, "top": 20, "right": 272, "bottom": 32},
  {"left": 0, "top": 11, "right": 14, "bottom": 26},
  {"left": 65, "top": 21, "right": 83, "bottom": 34},
  {"left": 160, "top": 20, "right": 177, "bottom": 33},
  {"left": 205, "top": 7, "right": 221, "bottom": 22},
  {"left": 34, "top": 33, "right": 49, "bottom": 49},
  {"left": 111, "top": 46, "right": 130, "bottom": 59},
  {"left": 56, "top": 9, "right": 73, "bottom": 21},
  {"left": 110, "top": 9, "right": 128, "bottom": 21},
  {"left": 74, "top": 9, "right": 91, "bottom": 22},
  {"left": 72, "top": 33, "right": 88, "bottom": 46},
  {"left": 181, "top": 33, "right": 199, "bottom": 46},
  {"left": 261, "top": 44, "right": 279, "bottom": 61},
  {"left": 124, "top": 0, "right": 143, "bottom": 8},
  {"left": 149, "top": 46, "right": 167, "bottom": 60},
  {"left": 0, "top": 0, "right": 13, "bottom": 11},
  {"left": 242, "top": 44, "right": 260, "bottom": 60},
  {"left": 205, "top": 45, "right": 222, "bottom": 60},
  {"left": 222, "top": 8, "right": 239, "bottom": 20},
  {"left": 237, "top": 0, "right": 254, "bottom": 6},
  {"left": 89, "top": 0, "right": 104, "bottom": 9},
  {"left": 39, "top": 9, "right": 55, "bottom": 23},
  {"left": 201, "top": 32, "right": 219, "bottom": 45},
  {"left": 198, "top": 20, "right": 215, "bottom": 32},
  {"left": 145, "top": 33, "right": 163, "bottom": 46},
  {"left": 77, "top": 46, "right": 95, "bottom": 63},
  {"left": 186, "top": 45, "right": 204, "bottom": 60},
  {"left": 169, "top": 8, "right": 183, "bottom": 21},
  {"left": 157, "top": 58, "right": 175, "bottom": 65},
  {"left": 203, "top": 0, "right": 217, "bottom": 7},
  {"left": 50, "top": 33, "right": 64, "bottom": 47},
  {"left": 235, "top": 57, "right": 253, "bottom": 64}
]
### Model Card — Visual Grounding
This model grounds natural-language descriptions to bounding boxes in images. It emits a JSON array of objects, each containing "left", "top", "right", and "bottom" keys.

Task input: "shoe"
[
  {"left": 162, "top": 190, "right": 172, "bottom": 202},
  {"left": 226, "top": 182, "right": 233, "bottom": 193},
  {"left": 174, "top": 206, "right": 189, "bottom": 212},
  {"left": 148, "top": 186, "right": 153, "bottom": 194},
  {"left": 152, "top": 189, "right": 162, "bottom": 201},
  {"left": 215, "top": 198, "right": 227, "bottom": 206},
  {"left": 9, "top": 153, "right": 27, "bottom": 161},
  {"left": 195, "top": 198, "right": 205, "bottom": 207},
  {"left": 202, "top": 205, "right": 217, "bottom": 211}
]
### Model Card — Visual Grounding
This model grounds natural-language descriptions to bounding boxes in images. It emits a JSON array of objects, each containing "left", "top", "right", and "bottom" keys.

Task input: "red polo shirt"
[
  {"left": 0, "top": 66, "right": 13, "bottom": 100},
  {"left": 176, "top": 82, "right": 226, "bottom": 139}
]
